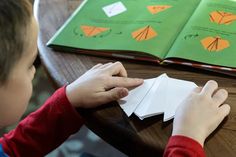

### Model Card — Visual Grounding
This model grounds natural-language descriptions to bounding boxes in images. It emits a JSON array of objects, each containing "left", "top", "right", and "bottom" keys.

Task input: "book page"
[
  {"left": 48, "top": 0, "right": 200, "bottom": 59},
  {"left": 166, "top": 0, "right": 236, "bottom": 68}
]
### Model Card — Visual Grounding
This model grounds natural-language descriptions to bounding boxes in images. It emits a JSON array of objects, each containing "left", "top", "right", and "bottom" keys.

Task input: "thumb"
[{"left": 98, "top": 87, "right": 129, "bottom": 104}]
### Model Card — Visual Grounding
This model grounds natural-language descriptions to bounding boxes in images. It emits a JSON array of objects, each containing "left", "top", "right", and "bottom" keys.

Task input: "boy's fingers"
[
  {"left": 106, "top": 77, "right": 143, "bottom": 89},
  {"left": 218, "top": 104, "right": 230, "bottom": 121},
  {"left": 193, "top": 87, "right": 202, "bottom": 93},
  {"left": 105, "top": 62, "right": 128, "bottom": 77},
  {"left": 91, "top": 63, "right": 103, "bottom": 69},
  {"left": 97, "top": 87, "right": 129, "bottom": 104},
  {"left": 212, "top": 89, "right": 228, "bottom": 106},
  {"left": 100, "top": 62, "right": 113, "bottom": 68},
  {"left": 200, "top": 80, "right": 218, "bottom": 96}
]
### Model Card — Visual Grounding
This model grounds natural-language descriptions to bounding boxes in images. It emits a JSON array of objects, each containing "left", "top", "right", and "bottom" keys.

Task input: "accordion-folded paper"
[{"left": 118, "top": 74, "right": 197, "bottom": 121}]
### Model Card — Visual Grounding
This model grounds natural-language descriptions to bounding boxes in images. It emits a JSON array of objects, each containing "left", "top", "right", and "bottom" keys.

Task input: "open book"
[
  {"left": 47, "top": 0, "right": 236, "bottom": 75},
  {"left": 118, "top": 74, "right": 197, "bottom": 121}
]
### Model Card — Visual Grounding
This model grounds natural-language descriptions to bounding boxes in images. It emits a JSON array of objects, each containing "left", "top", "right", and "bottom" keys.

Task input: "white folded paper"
[{"left": 118, "top": 73, "right": 197, "bottom": 122}]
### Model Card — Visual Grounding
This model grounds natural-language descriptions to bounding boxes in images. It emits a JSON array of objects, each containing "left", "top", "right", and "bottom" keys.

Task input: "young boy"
[
  {"left": 0, "top": 0, "right": 230, "bottom": 157},
  {"left": 0, "top": 0, "right": 143, "bottom": 156}
]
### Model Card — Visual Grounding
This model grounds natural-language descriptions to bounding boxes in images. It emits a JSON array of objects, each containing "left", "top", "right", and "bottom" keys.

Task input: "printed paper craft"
[
  {"left": 102, "top": 1, "right": 127, "bottom": 17},
  {"left": 132, "top": 25, "right": 158, "bottom": 41},
  {"left": 210, "top": 11, "right": 236, "bottom": 25},
  {"left": 118, "top": 74, "right": 197, "bottom": 122},
  {"left": 48, "top": 0, "right": 236, "bottom": 76},
  {"left": 147, "top": 5, "right": 172, "bottom": 15},
  {"left": 201, "top": 36, "right": 230, "bottom": 52},
  {"left": 81, "top": 25, "right": 110, "bottom": 37}
]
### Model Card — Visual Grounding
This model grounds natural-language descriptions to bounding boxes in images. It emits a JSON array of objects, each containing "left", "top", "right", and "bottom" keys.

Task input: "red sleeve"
[
  {"left": 163, "top": 135, "right": 206, "bottom": 157},
  {"left": 0, "top": 86, "right": 84, "bottom": 157}
]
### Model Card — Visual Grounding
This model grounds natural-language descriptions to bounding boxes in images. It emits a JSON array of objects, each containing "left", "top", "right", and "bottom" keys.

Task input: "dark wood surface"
[{"left": 35, "top": 0, "right": 236, "bottom": 156}]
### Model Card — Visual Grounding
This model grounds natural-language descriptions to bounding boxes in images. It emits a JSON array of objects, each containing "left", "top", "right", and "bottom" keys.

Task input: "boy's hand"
[
  {"left": 172, "top": 80, "right": 230, "bottom": 146},
  {"left": 66, "top": 62, "right": 143, "bottom": 108}
]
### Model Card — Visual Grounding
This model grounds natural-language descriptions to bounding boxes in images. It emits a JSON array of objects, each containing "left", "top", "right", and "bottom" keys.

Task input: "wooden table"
[{"left": 35, "top": 0, "right": 236, "bottom": 156}]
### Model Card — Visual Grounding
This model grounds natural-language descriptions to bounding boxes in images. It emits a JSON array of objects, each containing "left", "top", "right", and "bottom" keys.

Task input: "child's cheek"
[{"left": 31, "top": 66, "right": 36, "bottom": 81}]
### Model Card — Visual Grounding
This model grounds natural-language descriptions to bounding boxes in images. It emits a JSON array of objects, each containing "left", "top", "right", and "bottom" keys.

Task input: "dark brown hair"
[{"left": 0, "top": 0, "right": 32, "bottom": 84}]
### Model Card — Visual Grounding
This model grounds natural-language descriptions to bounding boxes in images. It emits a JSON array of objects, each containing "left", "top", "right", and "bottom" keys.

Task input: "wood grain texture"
[{"left": 35, "top": 0, "right": 236, "bottom": 156}]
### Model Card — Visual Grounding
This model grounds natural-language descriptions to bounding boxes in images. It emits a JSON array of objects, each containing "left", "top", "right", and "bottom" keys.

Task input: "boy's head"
[{"left": 0, "top": 0, "right": 38, "bottom": 127}]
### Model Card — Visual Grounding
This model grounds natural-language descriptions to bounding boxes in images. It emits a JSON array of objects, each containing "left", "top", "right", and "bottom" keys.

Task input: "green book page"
[
  {"left": 48, "top": 0, "right": 200, "bottom": 59},
  {"left": 166, "top": 0, "right": 236, "bottom": 68}
]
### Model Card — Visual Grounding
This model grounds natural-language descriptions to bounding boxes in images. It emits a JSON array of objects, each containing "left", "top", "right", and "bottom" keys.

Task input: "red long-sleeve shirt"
[
  {"left": 164, "top": 135, "right": 206, "bottom": 157},
  {"left": 0, "top": 86, "right": 84, "bottom": 157},
  {"left": 0, "top": 86, "right": 206, "bottom": 157}
]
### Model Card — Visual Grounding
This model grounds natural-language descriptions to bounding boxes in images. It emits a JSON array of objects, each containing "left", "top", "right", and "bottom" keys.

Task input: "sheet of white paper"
[
  {"left": 163, "top": 78, "right": 198, "bottom": 121},
  {"left": 139, "top": 74, "right": 169, "bottom": 119},
  {"left": 134, "top": 74, "right": 168, "bottom": 119},
  {"left": 103, "top": 1, "right": 127, "bottom": 17},
  {"left": 118, "top": 78, "right": 155, "bottom": 116},
  {"left": 119, "top": 73, "right": 198, "bottom": 122}
]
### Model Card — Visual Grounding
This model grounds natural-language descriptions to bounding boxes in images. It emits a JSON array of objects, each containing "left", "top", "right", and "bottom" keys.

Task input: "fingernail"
[
  {"left": 135, "top": 78, "right": 144, "bottom": 83},
  {"left": 120, "top": 89, "right": 128, "bottom": 97}
]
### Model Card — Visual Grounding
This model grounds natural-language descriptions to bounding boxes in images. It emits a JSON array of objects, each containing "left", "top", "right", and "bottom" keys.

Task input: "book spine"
[{"left": 164, "top": 60, "right": 236, "bottom": 72}]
